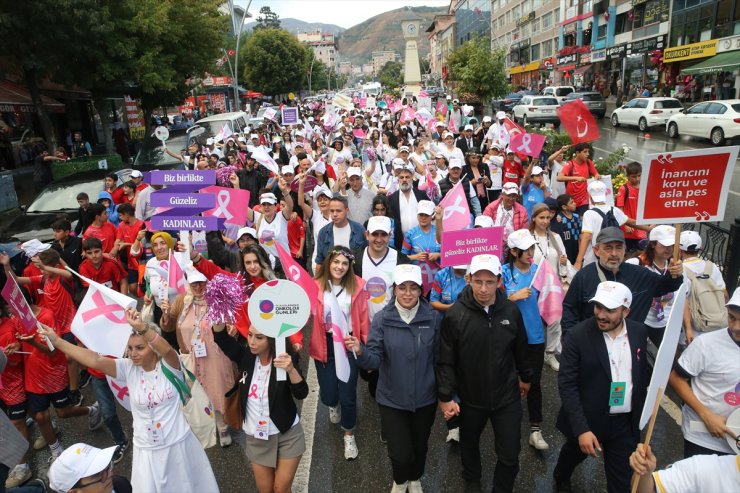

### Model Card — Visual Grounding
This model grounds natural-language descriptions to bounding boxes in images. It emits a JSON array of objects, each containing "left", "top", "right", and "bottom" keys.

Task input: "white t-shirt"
[
  {"left": 324, "top": 288, "right": 352, "bottom": 334},
  {"left": 582, "top": 205, "right": 628, "bottom": 265},
  {"left": 115, "top": 358, "right": 190, "bottom": 450},
  {"left": 333, "top": 223, "right": 351, "bottom": 249},
  {"left": 439, "top": 145, "right": 464, "bottom": 164},
  {"left": 399, "top": 191, "right": 419, "bottom": 235},
  {"left": 244, "top": 359, "right": 280, "bottom": 437},
  {"left": 362, "top": 248, "right": 398, "bottom": 322},
  {"left": 484, "top": 123, "right": 510, "bottom": 148},
  {"left": 485, "top": 155, "right": 504, "bottom": 190},
  {"left": 652, "top": 454, "right": 740, "bottom": 493},
  {"left": 550, "top": 159, "right": 566, "bottom": 197},
  {"left": 254, "top": 210, "right": 289, "bottom": 257},
  {"left": 677, "top": 328, "right": 740, "bottom": 453},
  {"left": 603, "top": 324, "right": 633, "bottom": 413}
]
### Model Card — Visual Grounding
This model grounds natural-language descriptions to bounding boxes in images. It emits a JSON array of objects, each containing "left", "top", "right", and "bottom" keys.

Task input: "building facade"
[
  {"left": 426, "top": 14, "right": 456, "bottom": 88},
  {"left": 371, "top": 51, "right": 400, "bottom": 75},
  {"left": 296, "top": 30, "right": 338, "bottom": 68}
]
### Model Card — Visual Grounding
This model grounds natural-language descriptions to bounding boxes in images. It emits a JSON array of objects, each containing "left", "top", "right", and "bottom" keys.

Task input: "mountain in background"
[
  {"left": 338, "top": 6, "right": 447, "bottom": 65},
  {"left": 243, "top": 18, "right": 345, "bottom": 36}
]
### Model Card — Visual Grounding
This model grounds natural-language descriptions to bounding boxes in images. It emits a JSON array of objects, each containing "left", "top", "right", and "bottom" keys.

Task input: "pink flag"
[
  {"left": 418, "top": 90, "right": 429, "bottom": 98},
  {"left": 250, "top": 146, "right": 280, "bottom": 176},
  {"left": 352, "top": 128, "right": 366, "bottom": 139},
  {"left": 419, "top": 260, "right": 440, "bottom": 297},
  {"left": 438, "top": 181, "right": 470, "bottom": 232},
  {"left": 168, "top": 251, "right": 187, "bottom": 294},
  {"left": 436, "top": 99, "right": 448, "bottom": 116},
  {"left": 275, "top": 243, "right": 318, "bottom": 318},
  {"left": 509, "top": 132, "right": 546, "bottom": 157},
  {"left": 448, "top": 118, "right": 456, "bottom": 134},
  {"left": 200, "top": 186, "right": 250, "bottom": 226},
  {"left": 530, "top": 261, "right": 564, "bottom": 325},
  {"left": 415, "top": 108, "right": 433, "bottom": 127},
  {"left": 2, "top": 277, "right": 37, "bottom": 334},
  {"left": 400, "top": 106, "right": 416, "bottom": 123}
]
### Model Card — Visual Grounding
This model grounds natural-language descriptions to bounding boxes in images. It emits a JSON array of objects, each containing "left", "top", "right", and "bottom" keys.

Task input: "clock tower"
[{"left": 401, "top": 15, "right": 423, "bottom": 97}]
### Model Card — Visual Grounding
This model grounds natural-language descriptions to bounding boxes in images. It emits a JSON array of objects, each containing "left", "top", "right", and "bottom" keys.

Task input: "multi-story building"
[
  {"left": 362, "top": 63, "right": 375, "bottom": 76},
  {"left": 371, "top": 51, "right": 400, "bottom": 76},
  {"left": 338, "top": 61, "right": 353, "bottom": 76},
  {"left": 426, "top": 13, "right": 456, "bottom": 88},
  {"left": 297, "top": 30, "right": 338, "bottom": 68},
  {"left": 454, "top": 0, "right": 492, "bottom": 47}
]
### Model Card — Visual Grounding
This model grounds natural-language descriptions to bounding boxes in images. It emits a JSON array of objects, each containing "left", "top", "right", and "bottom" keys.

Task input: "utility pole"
[{"left": 230, "top": 0, "right": 252, "bottom": 112}]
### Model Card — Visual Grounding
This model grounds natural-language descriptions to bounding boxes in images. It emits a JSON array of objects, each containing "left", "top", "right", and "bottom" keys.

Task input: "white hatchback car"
[
  {"left": 610, "top": 97, "right": 684, "bottom": 131},
  {"left": 667, "top": 100, "right": 740, "bottom": 146},
  {"left": 512, "top": 96, "right": 561, "bottom": 126}
]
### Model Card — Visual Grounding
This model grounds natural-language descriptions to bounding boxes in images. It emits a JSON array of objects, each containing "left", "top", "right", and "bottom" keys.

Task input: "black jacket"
[
  {"left": 389, "top": 188, "right": 428, "bottom": 251},
  {"left": 237, "top": 166, "right": 267, "bottom": 208},
  {"left": 455, "top": 135, "right": 481, "bottom": 155},
  {"left": 561, "top": 261, "right": 684, "bottom": 337},
  {"left": 556, "top": 317, "right": 649, "bottom": 440},
  {"left": 438, "top": 176, "right": 475, "bottom": 216},
  {"left": 214, "top": 330, "right": 308, "bottom": 434},
  {"left": 436, "top": 285, "right": 532, "bottom": 410},
  {"left": 52, "top": 235, "right": 82, "bottom": 272}
]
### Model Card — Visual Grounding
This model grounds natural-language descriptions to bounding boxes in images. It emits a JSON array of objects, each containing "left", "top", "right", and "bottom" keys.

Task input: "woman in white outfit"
[{"left": 38, "top": 308, "right": 219, "bottom": 493}]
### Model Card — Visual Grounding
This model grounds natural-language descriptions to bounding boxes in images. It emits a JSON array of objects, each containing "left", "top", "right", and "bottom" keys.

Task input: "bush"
[{"left": 52, "top": 154, "right": 123, "bottom": 180}]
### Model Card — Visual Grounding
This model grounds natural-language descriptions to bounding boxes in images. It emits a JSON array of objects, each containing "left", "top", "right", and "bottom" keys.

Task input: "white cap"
[
  {"left": 130, "top": 169, "right": 143, "bottom": 178},
  {"left": 435, "top": 121, "right": 446, "bottom": 127},
  {"left": 294, "top": 141, "right": 305, "bottom": 148},
  {"left": 469, "top": 254, "right": 502, "bottom": 276},
  {"left": 496, "top": 111, "right": 506, "bottom": 120},
  {"left": 446, "top": 95, "right": 452, "bottom": 100},
  {"left": 281, "top": 165, "right": 295, "bottom": 175},
  {"left": 398, "top": 164, "right": 415, "bottom": 175},
  {"left": 587, "top": 180, "right": 607, "bottom": 202},
  {"left": 21, "top": 239, "right": 51, "bottom": 258},
  {"left": 491, "top": 143, "right": 503, "bottom": 151},
  {"left": 259, "top": 192, "right": 278, "bottom": 205},
  {"left": 442, "top": 131, "right": 454, "bottom": 139},
  {"left": 238, "top": 136, "right": 247, "bottom": 143},
  {"left": 726, "top": 287, "right": 740, "bottom": 308},
  {"left": 507, "top": 229, "right": 537, "bottom": 250},
  {"left": 449, "top": 158, "right": 463, "bottom": 169},
  {"left": 590, "top": 281, "right": 632, "bottom": 309},
  {"left": 370, "top": 117, "right": 378, "bottom": 122},
  {"left": 367, "top": 215, "right": 392, "bottom": 233},
  {"left": 679, "top": 230, "right": 702, "bottom": 251},
  {"left": 453, "top": 264, "right": 469, "bottom": 270},
  {"left": 393, "top": 264, "right": 422, "bottom": 286},
  {"left": 49, "top": 443, "right": 117, "bottom": 493},
  {"left": 347, "top": 167, "right": 362, "bottom": 178},
  {"left": 530, "top": 165, "right": 544, "bottom": 176},
  {"left": 308, "top": 116, "right": 314, "bottom": 122},
  {"left": 502, "top": 182, "right": 519, "bottom": 195},
  {"left": 392, "top": 158, "right": 406, "bottom": 169},
  {"left": 474, "top": 215, "right": 494, "bottom": 228},
  {"left": 206, "top": 138, "right": 214, "bottom": 145},
  {"left": 649, "top": 225, "right": 676, "bottom": 247},
  {"left": 314, "top": 188, "right": 333, "bottom": 200},
  {"left": 464, "top": 124, "right": 474, "bottom": 131},
  {"left": 272, "top": 136, "right": 282, "bottom": 143},
  {"left": 237, "top": 226, "right": 257, "bottom": 240},
  {"left": 483, "top": 116, "right": 492, "bottom": 123},
  {"left": 417, "top": 200, "right": 435, "bottom": 216},
  {"left": 250, "top": 134, "right": 259, "bottom": 139},
  {"left": 453, "top": 98, "right": 459, "bottom": 104},
  {"left": 185, "top": 268, "right": 207, "bottom": 284},
  {"left": 399, "top": 145, "right": 410, "bottom": 153}
]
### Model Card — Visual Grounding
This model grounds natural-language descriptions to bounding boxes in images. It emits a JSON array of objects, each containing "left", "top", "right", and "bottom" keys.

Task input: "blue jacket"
[
  {"left": 314, "top": 219, "right": 367, "bottom": 265},
  {"left": 97, "top": 191, "right": 119, "bottom": 226},
  {"left": 357, "top": 298, "right": 441, "bottom": 411}
]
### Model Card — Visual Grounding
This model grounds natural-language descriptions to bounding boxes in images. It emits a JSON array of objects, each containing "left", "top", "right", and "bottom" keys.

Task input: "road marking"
[
  {"left": 730, "top": 190, "right": 740, "bottom": 197},
  {"left": 660, "top": 394, "right": 682, "bottom": 426},
  {"left": 293, "top": 360, "right": 318, "bottom": 493}
]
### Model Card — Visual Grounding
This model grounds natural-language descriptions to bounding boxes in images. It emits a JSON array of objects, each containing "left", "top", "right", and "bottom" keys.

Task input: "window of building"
[
  {"left": 554, "top": 8, "right": 560, "bottom": 22},
  {"left": 532, "top": 18, "right": 540, "bottom": 33},
  {"left": 633, "top": 0, "right": 669, "bottom": 29},
  {"left": 615, "top": 12, "right": 629, "bottom": 35},
  {"left": 523, "top": 0, "right": 530, "bottom": 13},
  {"left": 582, "top": 0, "right": 593, "bottom": 15},
  {"left": 531, "top": 43, "right": 540, "bottom": 60},
  {"left": 523, "top": 23, "right": 530, "bottom": 37},
  {"left": 513, "top": 6, "right": 521, "bottom": 20},
  {"left": 533, "top": 0, "right": 542, "bottom": 9},
  {"left": 542, "top": 12, "right": 552, "bottom": 29},
  {"left": 493, "top": 0, "right": 499, "bottom": 10},
  {"left": 597, "top": 23, "right": 607, "bottom": 39},
  {"left": 542, "top": 39, "right": 552, "bottom": 56},
  {"left": 492, "top": 18, "right": 497, "bottom": 31},
  {"left": 715, "top": 0, "right": 733, "bottom": 38}
]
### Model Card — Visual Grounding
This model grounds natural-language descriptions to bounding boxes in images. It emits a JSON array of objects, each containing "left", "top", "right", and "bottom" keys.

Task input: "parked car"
[
  {"left": 667, "top": 100, "right": 740, "bottom": 146},
  {"left": 134, "top": 128, "right": 188, "bottom": 168},
  {"left": 610, "top": 97, "right": 684, "bottom": 131},
  {"left": 512, "top": 96, "right": 561, "bottom": 126},
  {"left": 492, "top": 91, "right": 536, "bottom": 112},
  {"left": 187, "top": 111, "right": 250, "bottom": 148},
  {"left": 563, "top": 91, "right": 607, "bottom": 119},
  {"left": 541, "top": 86, "right": 575, "bottom": 103}
]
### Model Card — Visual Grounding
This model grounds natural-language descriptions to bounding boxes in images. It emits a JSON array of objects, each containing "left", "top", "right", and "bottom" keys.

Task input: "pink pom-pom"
[
  {"left": 205, "top": 273, "right": 247, "bottom": 324},
  {"left": 366, "top": 146, "right": 376, "bottom": 162},
  {"left": 216, "top": 166, "right": 238, "bottom": 187}
]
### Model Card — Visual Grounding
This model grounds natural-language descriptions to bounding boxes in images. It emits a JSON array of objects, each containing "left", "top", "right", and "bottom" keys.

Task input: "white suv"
[
  {"left": 542, "top": 86, "right": 575, "bottom": 103},
  {"left": 610, "top": 97, "right": 684, "bottom": 131}
]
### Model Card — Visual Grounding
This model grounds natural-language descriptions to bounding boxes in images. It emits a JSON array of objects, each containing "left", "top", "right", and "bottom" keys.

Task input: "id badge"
[
  {"left": 254, "top": 417, "right": 270, "bottom": 441},
  {"left": 609, "top": 381, "right": 626, "bottom": 407},
  {"left": 145, "top": 422, "right": 164, "bottom": 446},
  {"left": 192, "top": 339, "right": 207, "bottom": 358}
]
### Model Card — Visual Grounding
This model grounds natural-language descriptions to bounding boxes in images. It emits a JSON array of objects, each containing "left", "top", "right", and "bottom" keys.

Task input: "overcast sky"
[{"left": 236, "top": 0, "right": 450, "bottom": 29}]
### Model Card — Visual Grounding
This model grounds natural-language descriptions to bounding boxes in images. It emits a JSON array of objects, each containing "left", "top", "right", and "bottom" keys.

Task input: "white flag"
[
  {"left": 323, "top": 291, "right": 350, "bottom": 383},
  {"left": 250, "top": 145, "right": 281, "bottom": 176}
]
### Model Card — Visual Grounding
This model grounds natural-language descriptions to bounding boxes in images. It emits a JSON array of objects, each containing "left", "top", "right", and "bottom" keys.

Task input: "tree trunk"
[
  {"left": 24, "top": 68, "right": 57, "bottom": 151},
  {"left": 142, "top": 106, "right": 153, "bottom": 136},
  {"left": 93, "top": 96, "right": 115, "bottom": 155}
]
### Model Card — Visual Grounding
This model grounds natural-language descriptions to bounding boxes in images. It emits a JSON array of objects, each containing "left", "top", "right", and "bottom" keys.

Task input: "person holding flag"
[
  {"left": 142, "top": 232, "right": 181, "bottom": 349},
  {"left": 310, "top": 246, "right": 369, "bottom": 461}
]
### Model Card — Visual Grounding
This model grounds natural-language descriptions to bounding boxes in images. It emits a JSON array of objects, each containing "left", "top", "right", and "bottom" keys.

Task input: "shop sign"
[
  {"left": 557, "top": 53, "right": 577, "bottom": 65},
  {"left": 0, "top": 104, "right": 34, "bottom": 113},
  {"left": 540, "top": 58, "right": 555, "bottom": 70},
  {"left": 209, "top": 92, "right": 227, "bottom": 112},
  {"left": 663, "top": 39, "right": 717, "bottom": 62},
  {"left": 591, "top": 49, "right": 606, "bottom": 62},
  {"left": 579, "top": 52, "right": 592, "bottom": 64},
  {"left": 124, "top": 95, "right": 145, "bottom": 141},
  {"left": 626, "top": 35, "right": 666, "bottom": 56},
  {"left": 605, "top": 44, "right": 627, "bottom": 61},
  {"left": 202, "top": 76, "right": 232, "bottom": 87},
  {"left": 718, "top": 34, "right": 740, "bottom": 53}
]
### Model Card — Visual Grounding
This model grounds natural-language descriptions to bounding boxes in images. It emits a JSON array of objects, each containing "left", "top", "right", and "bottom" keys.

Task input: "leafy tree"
[
  {"left": 378, "top": 61, "right": 403, "bottom": 91},
  {"left": 254, "top": 6, "right": 280, "bottom": 30},
  {"left": 447, "top": 37, "right": 508, "bottom": 102},
  {"left": 241, "top": 28, "right": 309, "bottom": 96}
]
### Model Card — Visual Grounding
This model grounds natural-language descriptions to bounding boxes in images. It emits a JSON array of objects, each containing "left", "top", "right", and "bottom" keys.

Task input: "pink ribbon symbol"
[
  {"left": 110, "top": 379, "right": 129, "bottom": 400},
  {"left": 81, "top": 291, "right": 127, "bottom": 324},
  {"left": 247, "top": 383, "right": 258, "bottom": 399},
  {"left": 213, "top": 190, "right": 233, "bottom": 220}
]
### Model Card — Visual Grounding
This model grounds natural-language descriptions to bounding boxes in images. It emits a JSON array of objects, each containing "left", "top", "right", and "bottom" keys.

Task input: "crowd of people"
[{"left": 1, "top": 95, "right": 738, "bottom": 493}]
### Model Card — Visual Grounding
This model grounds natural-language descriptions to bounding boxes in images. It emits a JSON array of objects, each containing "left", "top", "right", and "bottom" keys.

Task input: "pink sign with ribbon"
[
  {"left": 200, "top": 186, "right": 249, "bottom": 226},
  {"left": 509, "top": 132, "right": 546, "bottom": 157},
  {"left": 440, "top": 227, "right": 504, "bottom": 267},
  {"left": 2, "top": 277, "right": 37, "bottom": 333},
  {"left": 352, "top": 128, "right": 366, "bottom": 139}
]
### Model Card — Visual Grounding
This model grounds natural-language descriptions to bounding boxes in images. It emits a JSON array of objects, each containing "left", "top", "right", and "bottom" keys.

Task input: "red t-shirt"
[
  {"left": 116, "top": 219, "right": 144, "bottom": 270},
  {"left": 22, "top": 263, "right": 43, "bottom": 305},
  {"left": 0, "top": 317, "right": 26, "bottom": 405},
  {"left": 29, "top": 273, "right": 75, "bottom": 335},
  {"left": 23, "top": 307, "right": 68, "bottom": 395},
  {"left": 616, "top": 182, "right": 646, "bottom": 241},
  {"left": 83, "top": 222, "right": 117, "bottom": 253},
  {"left": 502, "top": 158, "right": 525, "bottom": 186},
  {"left": 136, "top": 183, "right": 148, "bottom": 192},
  {"left": 79, "top": 257, "right": 126, "bottom": 290},
  {"left": 287, "top": 216, "right": 305, "bottom": 258},
  {"left": 108, "top": 187, "right": 126, "bottom": 205},
  {"left": 562, "top": 159, "right": 599, "bottom": 207}
]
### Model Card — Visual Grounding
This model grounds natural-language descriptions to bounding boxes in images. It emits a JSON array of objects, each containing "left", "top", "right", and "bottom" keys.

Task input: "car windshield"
[
  {"left": 134, "top": 131, "right": 188, "bottom": 167},
  {"left": 656, "top": 100, "right": 683, "bottom": 109},
  {"left": 27, "top": 180, "right": 104, "bottom": 213},
  {"left": 534, "top": 97, "right": 558, "bottom": 105},
  {"left": 581, "top": 94, "right": 603, "bottom": 101},
  {"left": 555, "top": 88, "right": 574, "bottom": 96},
  {"left": 505, "top": 93, "right": 521, "bottom": 99}
]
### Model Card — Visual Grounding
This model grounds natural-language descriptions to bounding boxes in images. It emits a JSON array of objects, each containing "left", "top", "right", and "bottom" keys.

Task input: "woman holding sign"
[
  {"left": 141, "top": 232, "right": 181, "bottom": 349},
  {"left": 38, "top": 308, "right": 220, "bottom": 493},
  {"left": 310, "top": 246, "right": 369, "bottom": 460}
]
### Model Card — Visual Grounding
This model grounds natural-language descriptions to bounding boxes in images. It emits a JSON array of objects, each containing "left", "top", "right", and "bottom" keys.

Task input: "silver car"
[{"left": 563, "top": 92, "right": 607, "bottom": 119}]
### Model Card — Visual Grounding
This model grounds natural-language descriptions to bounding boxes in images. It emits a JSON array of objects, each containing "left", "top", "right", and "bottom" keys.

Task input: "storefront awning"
[
  {"left": 557, "top": 64, "right": 576, "bottom": 72},
  {"left": 509, "top": 61, "right": 540, "bottom": 74},
  {"left": 681, "top": 51, "right": 740, "bottom": 75},
  {"left": 574, "top": 64, "right": 592, "bottom": 75},
  {"left": 0, "top": 80, "right": 65, "bottom": 112}
]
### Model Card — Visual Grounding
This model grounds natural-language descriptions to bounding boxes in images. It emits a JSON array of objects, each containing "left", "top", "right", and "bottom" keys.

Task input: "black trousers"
[
  {"left": 459, "top": 400, "right": 522, "bottom": 493},
  {"left": 526, "top": 343, "right": 545, "bottom": 424},
  {"left": 554, "top": 413, "right": 637, "bottom": 493},
  {"left": 684, "top": 439, "right": 732, "bottom": 458},
  {"left": 379, "top": 403, "right": 436, "bottom": 484}
]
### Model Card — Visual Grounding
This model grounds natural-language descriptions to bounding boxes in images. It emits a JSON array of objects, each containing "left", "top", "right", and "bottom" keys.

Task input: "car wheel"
[
  {"left": 711, "top": 127, "right": 725, "bottom": 146},
  {"left": 523, "top": 115, "right": 528, "bottom": 126},
  {"left": 638, "top": 117, "right": 648, "bottom": 132},
  {"left": 668, "top": 122, "right": 679, "bottom": 139},
  {"left": 611, "top": 114, "right": 619, "bottom": 127}
]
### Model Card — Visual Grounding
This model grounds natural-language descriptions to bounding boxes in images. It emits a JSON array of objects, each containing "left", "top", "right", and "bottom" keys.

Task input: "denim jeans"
[
  {"left": 314, "top": 333, "right": 359, "bottom": 431},
  {"left": 90, "top": 376, "right": 126, "bottom": 444}
]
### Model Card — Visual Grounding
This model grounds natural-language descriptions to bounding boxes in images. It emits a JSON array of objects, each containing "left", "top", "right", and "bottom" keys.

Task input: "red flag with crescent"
[{"left": 557, "top": 99, "right": 600, "bottom": 144}]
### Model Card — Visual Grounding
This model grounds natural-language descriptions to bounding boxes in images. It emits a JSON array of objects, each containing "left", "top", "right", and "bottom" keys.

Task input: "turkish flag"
[
  {"left": 503, "top": 117, "right": 525, "bottom": 138},
  {"left": 557, "top": 99, "right": 600, "bottom": 144}
]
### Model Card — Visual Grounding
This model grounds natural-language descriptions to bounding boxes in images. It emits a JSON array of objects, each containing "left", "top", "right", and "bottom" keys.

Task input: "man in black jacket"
[
  {"left": 237, "top": 153, "right": 267, "bottom": 208},
  {"left": 389, "top": 166, "right": 427, "bottom": 251},
  {"left": 436, "top": 254, "right": 532, "bottom": 493},
  {"left": 554, "top": 281, "right": 649, "bottom": 493},
  {"left": 561, "top": 227, "right": 683, "bottom": 338}
]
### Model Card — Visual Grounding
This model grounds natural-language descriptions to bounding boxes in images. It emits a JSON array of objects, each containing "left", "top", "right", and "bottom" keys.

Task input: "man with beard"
[
  {"left": 237, "top": 151, "right": 267, "bottom": 208},
  {"left": 554, "top": 281, "right": 649, "bottom": 493},
  {"left": 389, "top": 166, "right": 427, "bottom": 251}
]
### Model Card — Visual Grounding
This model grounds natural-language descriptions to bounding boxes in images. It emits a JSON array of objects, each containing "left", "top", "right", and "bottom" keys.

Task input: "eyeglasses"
[
  {"left": 471, "top": 279, "right": 498, "bottom": 288},
  {"left": 75, "top": 462, "right": 113, "bottom": 489}
]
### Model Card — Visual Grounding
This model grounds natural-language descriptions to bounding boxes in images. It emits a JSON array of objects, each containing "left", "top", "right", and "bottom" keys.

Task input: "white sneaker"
[
  {"left": 33, "top": 421, "right": 59, "bottom": 450},
  {"left": 5, "top": 463, "right": 31, "bottom": 488},
  {"left": 544, "top": 352, "right": 560, "bottom": 371},
  {"left": 343, "top": 435, "right": 358, "bottom": 460},
  {"left": 529, "top": 430, "right": 549, "bottom": 450},
  {"left": 408, "top": 480, "right": 423, "bottom": 493},
  {"left": 391, "top": 481, "right": 408, "bottom": 493},
  {"left": 445, "top": 427, "right": 460, "bottom": 443},
  {"left": 329, "top": 405, "right": 342, "bottom": 424},
  {"left": 219, "top": 429, "right": 232, "bottom": 448}
]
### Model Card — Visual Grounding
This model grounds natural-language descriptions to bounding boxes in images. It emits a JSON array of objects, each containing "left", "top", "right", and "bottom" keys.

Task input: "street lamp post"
[
  {"left": 308, "top": 50, "right": 316, "bottom": 94},
  {"left": 230, "top": 0, "right": 252, "bottom": 112}
]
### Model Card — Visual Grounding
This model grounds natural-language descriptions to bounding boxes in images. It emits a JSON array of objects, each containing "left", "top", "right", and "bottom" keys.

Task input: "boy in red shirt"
[
  {"left": 556, "top": 142, "right": 601, "bottom": 216},
  {"left": 79, "top": 238, "right": 128, "bottom": 294},
  {"left": 111, "top": 203, "right": 144, "bottom": 296},
  {"left": 104, "top": 172, "right": 126, "bottom": 204},
  {"left": 502, "top": 149, "right": 525, "bottom": 186},
  {"left": 616, "top": 161, "right": 646, "bottom": 254},
  {"left": 82, "top": 203, "right": 117, "bottom": 253},
  {"left": 281, "top": 196, "right": 306, "bottom": 268}
]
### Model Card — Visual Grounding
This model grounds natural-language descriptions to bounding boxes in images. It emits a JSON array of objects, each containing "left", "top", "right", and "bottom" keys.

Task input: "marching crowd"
[{"left": 1, "top": 96, "right": 739, "bottom": 493}]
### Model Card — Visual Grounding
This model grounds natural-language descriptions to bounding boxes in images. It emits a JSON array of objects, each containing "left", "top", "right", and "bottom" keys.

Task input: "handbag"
[
  {"left": 223, "top": 378, "right": 244, "bottom": 430},
  {"left": 182, "top": 378, "right": 218, "bottom": 449}
]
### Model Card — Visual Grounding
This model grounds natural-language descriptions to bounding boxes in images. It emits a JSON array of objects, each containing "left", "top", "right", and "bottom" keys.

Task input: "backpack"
[
  {"left": 591, "top": 207, "right": 621, "bottom": 230},
  {"left": 684, "top": 262, "right": 728, "bottom": 332}
]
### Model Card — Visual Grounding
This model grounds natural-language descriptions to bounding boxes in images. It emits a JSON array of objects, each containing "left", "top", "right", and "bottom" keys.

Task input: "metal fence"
[{"left": 682, "top": 218, "right": 740, "bottom": 294}]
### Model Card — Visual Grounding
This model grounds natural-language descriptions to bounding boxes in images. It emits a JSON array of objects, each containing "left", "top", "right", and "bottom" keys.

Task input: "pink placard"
[
  {"left": 2, "top": 277, "right": 37, "bottom": 333},
  {"left": 440, "top": 227, "right": 504, "bottom": 267},
  {"left": 352, "top": 128, "right": 366, "bottom": 139},
  {"left": 200, "top": 186, "right": 250, "bottom": 226},
  {"left": 509, "top": 132, "right": 546, "bottom": 157}
]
